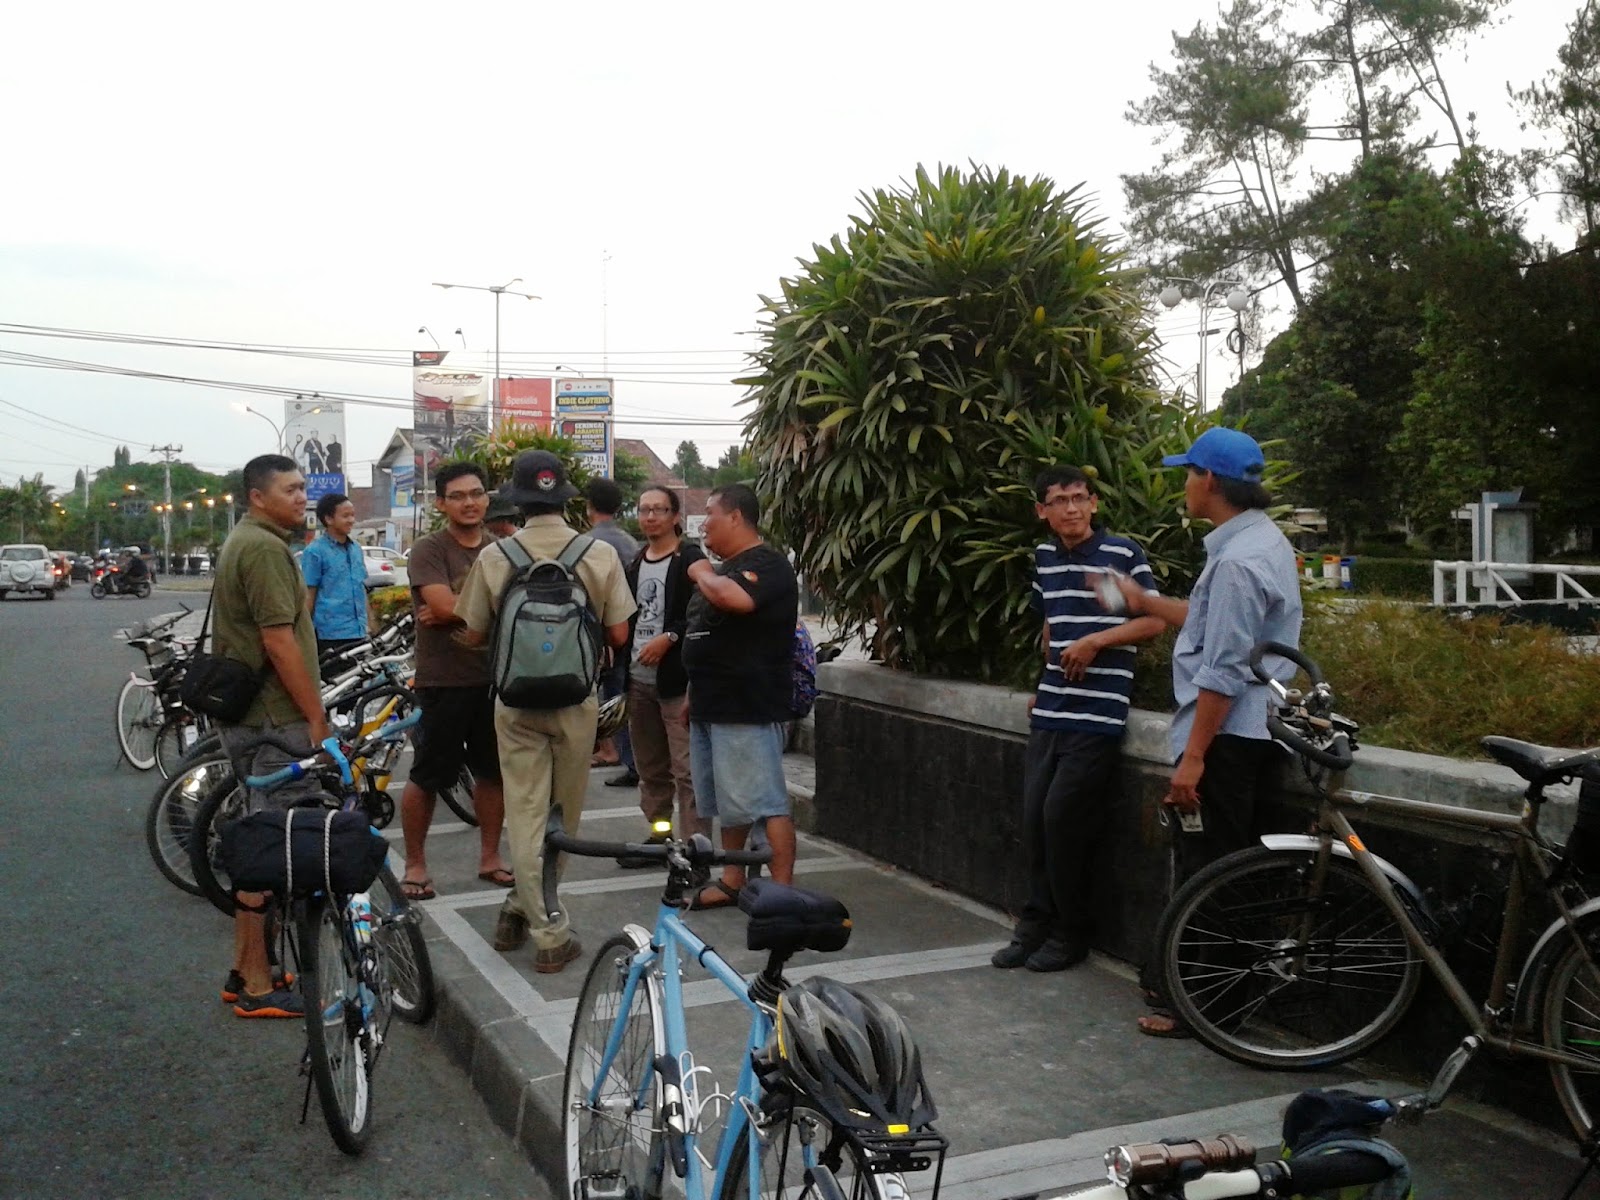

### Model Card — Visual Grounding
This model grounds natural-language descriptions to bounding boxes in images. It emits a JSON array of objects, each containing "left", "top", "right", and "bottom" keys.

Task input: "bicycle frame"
[
  {"left": 585, "top": 903, "right": 779, "bottom": 1200},
  {"left": 1307, "top": 787, "right": 1600, "bottom": 1073}
]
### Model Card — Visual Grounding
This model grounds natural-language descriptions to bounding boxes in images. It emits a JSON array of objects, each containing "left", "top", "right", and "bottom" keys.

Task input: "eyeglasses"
[
  {"left": 637, "top": 505, "right": 674, "bottom": 516},
  {"left": 443, "top": 488, "right": 487, "bottom": 502},
  {"left": 1041, "top": 493, "right": 1094, "bottom": 511}
]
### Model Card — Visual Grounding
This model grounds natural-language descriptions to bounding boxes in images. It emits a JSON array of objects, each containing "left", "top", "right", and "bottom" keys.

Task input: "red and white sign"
[{"left": 499, "top": 377, "right": 553, "bottom": 431}]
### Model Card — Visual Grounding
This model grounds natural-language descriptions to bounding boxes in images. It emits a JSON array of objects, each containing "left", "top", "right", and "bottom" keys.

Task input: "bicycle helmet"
[
  {"left": 596, "top": 693, "right": 628, "bottom": 740},
  {"left": 771, "top": 977, "right": 935, "bottom": 1129}
]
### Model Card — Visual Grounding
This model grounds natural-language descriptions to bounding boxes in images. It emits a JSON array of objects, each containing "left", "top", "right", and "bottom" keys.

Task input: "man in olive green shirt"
[{"left": 212, "top": 454, "right": 329, "bottom": 1019}]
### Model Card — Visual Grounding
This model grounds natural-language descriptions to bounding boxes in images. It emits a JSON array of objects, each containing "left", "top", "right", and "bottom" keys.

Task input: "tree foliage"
[
  {"left": 1514, "top": 0, "right": 1600, "bottom": 239},
  {"left": 443, "top": 421, "right": 596, "bottom": 528},
  {"left": 743, "top": 163, "right": 1210, "bottom": 686},
  {"left": 672, "top": 440, "right": 712, "bottom": 487}
]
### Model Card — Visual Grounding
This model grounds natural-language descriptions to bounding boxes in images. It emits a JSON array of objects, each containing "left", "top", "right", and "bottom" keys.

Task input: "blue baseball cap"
[{"left": 1162, "top": 427, "right": 1265, "bottom": 482}]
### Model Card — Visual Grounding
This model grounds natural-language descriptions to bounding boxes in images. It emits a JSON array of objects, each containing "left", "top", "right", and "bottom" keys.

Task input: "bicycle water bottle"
[{"left": 350, "top": 893, "right": 375, "bottom": 946}]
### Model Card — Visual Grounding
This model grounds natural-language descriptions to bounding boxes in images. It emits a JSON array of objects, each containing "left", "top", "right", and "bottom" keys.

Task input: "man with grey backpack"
[{"left": 455, "top": 451, "right": 636, "bottom": 972}]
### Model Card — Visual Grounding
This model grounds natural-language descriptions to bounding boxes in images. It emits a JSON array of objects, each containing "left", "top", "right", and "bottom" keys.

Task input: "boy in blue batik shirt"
[
  {"left": 992, "top": 466, "right": 1165, "bottom": 973},
  {"left": 300, "top": 492, "right": 369, "bottom": 670}
]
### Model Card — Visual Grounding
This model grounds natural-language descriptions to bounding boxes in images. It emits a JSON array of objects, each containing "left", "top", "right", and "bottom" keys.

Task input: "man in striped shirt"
[{"left": 992, "top": 466, "right": 1165, "bottom": 972}]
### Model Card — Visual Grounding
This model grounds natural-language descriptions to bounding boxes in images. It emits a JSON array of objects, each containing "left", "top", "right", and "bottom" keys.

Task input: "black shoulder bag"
[{"left": 179, "top": 589, "right": 267, "bottom": 723}]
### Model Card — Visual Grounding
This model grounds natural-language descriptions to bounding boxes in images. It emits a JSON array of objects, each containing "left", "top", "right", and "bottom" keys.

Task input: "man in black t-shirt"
[{"left": 682, "top": 484, "right": 799, "bottom": 909}]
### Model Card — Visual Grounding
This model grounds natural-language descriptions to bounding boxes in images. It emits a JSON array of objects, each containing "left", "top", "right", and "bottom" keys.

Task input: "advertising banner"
[
  {"left": 413, "top": 350, "right": 488, "bottom": 503},
  {"left": 554, "top": 377, "right": 614, "bottom": 478},
  {"left": 500, "top": 377, "right": 553, "bottom": 431},
  {"left": 390, "top": 461, "right": 415, "bottom": 510},
  {"left": 284, "top": 397, "right": 348, "bottom": 498}
]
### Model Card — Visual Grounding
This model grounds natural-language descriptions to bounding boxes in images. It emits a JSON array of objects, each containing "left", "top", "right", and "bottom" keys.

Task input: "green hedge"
[{"left": 1349, "top": 557, "right": 1433, "bottom": 599}]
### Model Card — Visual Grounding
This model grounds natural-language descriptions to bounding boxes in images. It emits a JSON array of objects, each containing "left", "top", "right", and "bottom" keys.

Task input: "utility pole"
[{"left": 151, "top": 444, "right": 182, "bottom": 576}]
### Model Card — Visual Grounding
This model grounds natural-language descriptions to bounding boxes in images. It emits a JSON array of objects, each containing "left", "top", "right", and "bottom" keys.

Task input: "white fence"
[{"left": 1432, "top": 560, "right": 1600, "bottom": 605}]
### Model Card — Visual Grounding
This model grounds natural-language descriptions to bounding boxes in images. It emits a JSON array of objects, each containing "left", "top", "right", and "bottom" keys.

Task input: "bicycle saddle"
[
  {"left": 738, "top": 878, "right": 852, "bottom": 955},
  {"left": 1482, "top": 736, "right": 1600, "bottom": 785}
]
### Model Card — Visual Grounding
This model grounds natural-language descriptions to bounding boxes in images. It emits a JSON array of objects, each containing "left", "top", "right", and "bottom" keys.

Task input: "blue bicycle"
[{"left": 542, "top": 810, "right": 947, "bottom": 1200}]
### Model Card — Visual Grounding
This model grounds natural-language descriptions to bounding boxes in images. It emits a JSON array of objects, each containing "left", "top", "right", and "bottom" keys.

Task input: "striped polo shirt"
[{"left": 1029, "top": 530, "right": 1157, "bottom": 735}]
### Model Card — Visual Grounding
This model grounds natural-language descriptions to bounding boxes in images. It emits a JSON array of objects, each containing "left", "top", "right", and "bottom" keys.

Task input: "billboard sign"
[
  {"left": 554, "top": 377, "right": 613, "bottom": 478},
  {"left": 413, "top": 350, "right": 488, "bottom": 504},
  {"left": 284, "top": 397, "right": 347, "bottom": 496},
  {"left": 500, "top": 377, "right": 553, "bottom": 431}
]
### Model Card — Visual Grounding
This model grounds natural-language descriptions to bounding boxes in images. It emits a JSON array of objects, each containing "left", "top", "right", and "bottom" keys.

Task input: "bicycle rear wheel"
[
  {"left": 116, "top": 676, "right": 162, "bottom": 770},
  {"left": 301, "top": 894, "right": 374, "bottom": 1155},
  {"left": 153, "top": 711, "right": 207, "bottom": 779},
  {"left": 1161, "top": 846, "right": 1422, "bottom": 1069},
  {"left": 1541, "top": 912, "right": 1600, "bottom": 1141},
  {"left": 720, "top": 1106, "right": 910, "bottom": 1200},
  {"left": 565, "top": 930, "right": 664, "bottom": 1200},
  {"left": 368, "top": 867, "right": 435, "bottom": 1024},
  {"left": 439, "top": 765, "right": 479, "bottom": 826},
  {"left": 144, "top": 749, "right": 228, "bottom": 894}
]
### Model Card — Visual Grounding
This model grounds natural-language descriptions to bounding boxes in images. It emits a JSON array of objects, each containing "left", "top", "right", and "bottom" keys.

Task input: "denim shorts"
[{"left": 688, "top": 721, "right": 790, "bottom": 827}]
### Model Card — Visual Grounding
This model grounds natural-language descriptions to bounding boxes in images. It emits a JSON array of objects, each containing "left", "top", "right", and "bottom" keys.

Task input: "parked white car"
[
  {"left": 362, "top": 546, "right": 409, "bottom": 589},
  {"left": 0, "top": 544, "right": 60, "bottom": 600}
]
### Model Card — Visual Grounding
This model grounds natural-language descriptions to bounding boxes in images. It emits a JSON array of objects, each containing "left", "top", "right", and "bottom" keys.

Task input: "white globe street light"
[{"left": 1156, "top": 276, "right": 1250, "bottom": 411}]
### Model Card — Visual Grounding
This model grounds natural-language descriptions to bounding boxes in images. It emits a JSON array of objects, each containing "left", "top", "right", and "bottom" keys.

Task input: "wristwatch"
[{"left": 666, "top": 632, "right": 680, "bottom": 644}]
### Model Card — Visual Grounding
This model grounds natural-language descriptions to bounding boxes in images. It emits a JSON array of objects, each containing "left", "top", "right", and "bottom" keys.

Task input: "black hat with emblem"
[{"left": 499, "top": 449, "right": 578, "bottom": 507}]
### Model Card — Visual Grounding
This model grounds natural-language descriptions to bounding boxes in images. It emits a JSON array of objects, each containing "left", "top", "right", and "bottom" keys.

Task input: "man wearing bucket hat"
[
  {"left": 483, "top": 491, "right": 523, "bottom": 539},
  {"left": 455, "top": 451, "right": 637, "bottom": 972},
  {"left": 1104, "top": 426, "right": 1302, "bottom": 1037}
]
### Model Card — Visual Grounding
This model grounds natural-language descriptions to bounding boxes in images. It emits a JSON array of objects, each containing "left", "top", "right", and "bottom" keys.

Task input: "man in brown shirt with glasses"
[{"left": 398, "top": 461, "right": 511, "bottom": 901}]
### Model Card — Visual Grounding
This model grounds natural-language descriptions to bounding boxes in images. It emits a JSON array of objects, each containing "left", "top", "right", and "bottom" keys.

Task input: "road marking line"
[{"left": 425, "top": 905, "right": 550, "bottom": 1015}]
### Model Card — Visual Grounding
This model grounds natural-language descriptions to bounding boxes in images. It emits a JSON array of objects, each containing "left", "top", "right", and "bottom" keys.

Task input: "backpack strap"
[
  {"left": 498, "top": 536, "right": 535, "bottom": 575},
  {"left": 557, "top": 535, "right": 594, "bottom": 572}
]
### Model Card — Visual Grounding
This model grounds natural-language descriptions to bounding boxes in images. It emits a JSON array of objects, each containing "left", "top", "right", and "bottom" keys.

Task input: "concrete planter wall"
[{"left": 813, "top": 659, "right": 1581, "bottom": 1120}]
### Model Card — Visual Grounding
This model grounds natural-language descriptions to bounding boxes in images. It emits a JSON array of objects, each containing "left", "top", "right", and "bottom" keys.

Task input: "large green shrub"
[{"left": 743, "top": 164, "right": 1209, "bottom": 686}]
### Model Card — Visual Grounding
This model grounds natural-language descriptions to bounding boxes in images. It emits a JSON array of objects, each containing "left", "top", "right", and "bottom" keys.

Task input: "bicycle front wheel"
[
  {"left": 188, "top": 766, "right": 246, "bottom": 916},
  {"left": 565, "top": 931, "right": 665, "bottom": 1200},
  {"left": 144, "top": 750, "right": 228, "bottom": 894},
  {"left": 301, "top": 894, "right": 374, "bottom": 1155},
  {"left": 116, "top": 676, "right": 162, "bottom": 770},
  {"left": 368, "top": 867, "right": 435, "bottom": 1024},
  {"left": 1161, "top": 846, "right": 1422, "bottom": 1069},
  {"left": 720, "top": 1106, "right": 911, "bottom": 1200},
  {"left": 154, "top": 711, "right": 207, "bottom": 779},
  {"left": 1541, "top": 912, "right": 1600, "bottom": 1141}
]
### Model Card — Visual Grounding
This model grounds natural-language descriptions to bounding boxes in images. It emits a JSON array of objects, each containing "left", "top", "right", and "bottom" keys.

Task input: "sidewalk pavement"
[{"left": 398, "top": 757, "right": 1597, "bottom": 1200}]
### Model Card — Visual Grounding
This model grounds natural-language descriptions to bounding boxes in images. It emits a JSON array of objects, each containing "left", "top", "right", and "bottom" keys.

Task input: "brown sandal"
[{"left": 689, "top": 880, "right": 742, "bottom": 911}]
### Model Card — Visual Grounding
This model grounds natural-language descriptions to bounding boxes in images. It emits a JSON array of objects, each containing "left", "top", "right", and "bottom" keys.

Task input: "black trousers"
[
  {"left": 1014, "top": 728, "right": 1122, "bottom": 947},
  {"left": 1140, "top": 733, "right": 1280, "bottom": 995}
]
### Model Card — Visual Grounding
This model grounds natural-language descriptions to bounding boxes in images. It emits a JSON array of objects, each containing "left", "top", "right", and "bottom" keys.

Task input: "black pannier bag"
[{"left": 221, "top": 808, "right": 388, "bottom": 895}]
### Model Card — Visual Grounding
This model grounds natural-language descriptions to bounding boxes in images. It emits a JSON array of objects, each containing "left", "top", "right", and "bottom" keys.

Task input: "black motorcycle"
[{"left": 91, "top": 565, "right": 153, "bottom": 599}]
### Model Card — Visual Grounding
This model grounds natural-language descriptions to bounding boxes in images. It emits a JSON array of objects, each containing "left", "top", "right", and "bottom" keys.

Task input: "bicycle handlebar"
[
  {"left": 241, "top": 714, "right": 420, "bottom": 791},
  {"left": 1249, "top": 640, "right": 1324, "bottom": 687},
  {"left": 1268, "top": 716, "right": 1355, "bottom": 772}
]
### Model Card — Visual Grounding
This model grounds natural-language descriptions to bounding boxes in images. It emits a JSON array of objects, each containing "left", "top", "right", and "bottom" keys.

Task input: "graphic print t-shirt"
[
  {"left": 682, "top": 543, "right": 798, "bottom": 724},
  {"left": 630, "top": 552, "right": 672, "bottom": 684}
]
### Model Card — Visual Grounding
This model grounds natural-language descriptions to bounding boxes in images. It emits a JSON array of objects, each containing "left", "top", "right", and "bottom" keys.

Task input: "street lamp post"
[
  {"left": 432, "top": 278, "right": 540, "bottom": 426},
  {"left": 1158, "top": 278, "right": 1250, "bottom": 411},
  {"left": 240, "top": 400, "right": 323, "bottom": 455}
]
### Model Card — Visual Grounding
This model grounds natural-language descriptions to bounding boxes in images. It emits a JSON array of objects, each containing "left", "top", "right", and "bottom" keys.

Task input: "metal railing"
[{"left": 1432, "top": 560, "right": 1600, "bottom": 605}]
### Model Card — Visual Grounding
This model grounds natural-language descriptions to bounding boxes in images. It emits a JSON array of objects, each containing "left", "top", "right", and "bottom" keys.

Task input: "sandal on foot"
[
  {"left": 689, "top": 880, "right": 741, "bottom": 911},
  {"left": 400, "top": 878, "right": 436, "bottom": 901},
  {"left": 1136, "top": 1010, "right": 1191, "bottom": 1039},
  {"left": 477, "top": 867, "right": 515, "bottom": 887}
]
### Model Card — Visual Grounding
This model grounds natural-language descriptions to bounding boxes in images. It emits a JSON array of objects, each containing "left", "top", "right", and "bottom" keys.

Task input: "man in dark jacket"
[{"left": 618, "top": 486, "right": 708, "bottom": 864}]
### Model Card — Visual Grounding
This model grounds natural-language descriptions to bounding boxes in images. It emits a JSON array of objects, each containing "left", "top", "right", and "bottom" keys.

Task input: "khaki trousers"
[
  {"left": 627, "top": 676, "right": 701, "bottom": 835},
  {"left": 494, "top": 696, "right": 598, "bottom": 950}
]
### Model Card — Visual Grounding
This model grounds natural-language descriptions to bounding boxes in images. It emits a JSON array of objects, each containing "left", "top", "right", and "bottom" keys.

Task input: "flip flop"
[
  {"left": 400, "top": 878, "right": 436, "bottom": 902},
  {"left": 689, "top": 880, "right": 742, "bottom": 911},
  {"left": 1136, "top": 1010, "right": 1191, "bottom": 1039},
  {"left": 477, "top": 867, "right": 515, "bottom": 888}
]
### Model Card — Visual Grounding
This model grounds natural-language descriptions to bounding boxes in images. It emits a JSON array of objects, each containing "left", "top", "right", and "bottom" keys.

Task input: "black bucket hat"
[{"left": 498, "top": 450, "right": 578, "bottom": 506}]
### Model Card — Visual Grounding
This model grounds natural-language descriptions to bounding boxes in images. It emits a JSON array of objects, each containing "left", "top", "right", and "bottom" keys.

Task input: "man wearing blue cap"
[{"left": 1106, "top": 426, "right": 1302, "bottom": 1036}]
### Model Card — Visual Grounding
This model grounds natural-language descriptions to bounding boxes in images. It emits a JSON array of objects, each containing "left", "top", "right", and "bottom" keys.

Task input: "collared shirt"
[
  {"left": 300, "top": 531, "right": 369, "bottom": 640},
  {"left": 456, "top": 513, "right": 638, "bottom": 678},
  {"left": 1029, "top": 531, "right": 1157, "bottom": 735},
  {"left": 588, "top": 518, "right": 639, "bottom": 564},
  {"left": 211, "top": 513, "right": 320, "bottom": 728},
  {"left": 1169, "top": 509, "right": 1303, "bottom": 759}
]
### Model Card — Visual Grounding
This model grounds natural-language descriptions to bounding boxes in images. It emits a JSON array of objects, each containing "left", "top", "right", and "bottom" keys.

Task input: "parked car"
[
  {"left": 0, "top": 544, "right": 60, "bottom": 600},
  {"left": 362, "top": 546, "right": 409, "bottom": 590}
]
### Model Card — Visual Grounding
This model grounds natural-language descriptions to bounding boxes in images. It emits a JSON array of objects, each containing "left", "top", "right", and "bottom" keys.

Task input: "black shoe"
[
  {"left": 617, "top": 832, "right": 668, "bottom": 869},
  {"left": 605, "top": 769, "right": 641, "bottom": 788},
  {"left": 1025, "top": 939, "right": 1088, "bottom": 972},
  {"left": 991, "top": 940, "right": 1037, "bottom": 969}
]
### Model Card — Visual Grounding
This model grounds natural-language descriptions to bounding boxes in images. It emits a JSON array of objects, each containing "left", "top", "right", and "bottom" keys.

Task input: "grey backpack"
[{"left": 490, "top": 535, "right": 602, "bottom": 710}]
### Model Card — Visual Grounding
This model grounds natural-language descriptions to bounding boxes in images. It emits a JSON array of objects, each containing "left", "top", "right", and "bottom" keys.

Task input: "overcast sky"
[{"left": 0, "top": 0, "right": 1583, "bottom": 493}]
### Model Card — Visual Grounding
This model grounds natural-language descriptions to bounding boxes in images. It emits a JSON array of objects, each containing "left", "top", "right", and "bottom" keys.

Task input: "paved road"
[{"left": 0, "top": 587, "right": 547, "bottom": 1200}]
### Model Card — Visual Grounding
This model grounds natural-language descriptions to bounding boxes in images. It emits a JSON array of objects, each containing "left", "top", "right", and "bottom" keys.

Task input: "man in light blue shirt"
[
  {"left": 301, "top": 492, "right": 369, "bottom": 669},
  {"left": 1107, "top": 426, "right": 1301, "bottom": 1036}
]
